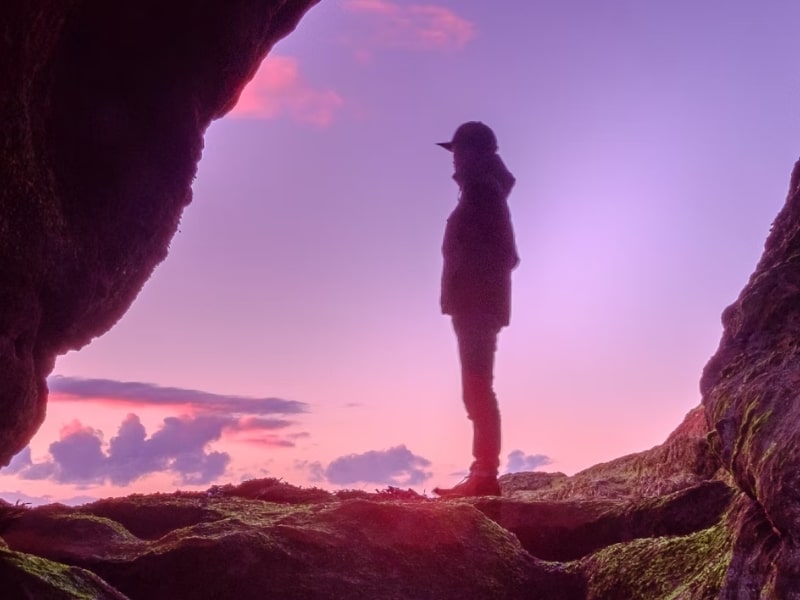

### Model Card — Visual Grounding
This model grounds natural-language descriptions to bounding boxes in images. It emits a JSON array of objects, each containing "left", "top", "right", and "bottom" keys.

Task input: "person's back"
[{"left": 441, "top": 151, "right": 518, "bottom": 328}]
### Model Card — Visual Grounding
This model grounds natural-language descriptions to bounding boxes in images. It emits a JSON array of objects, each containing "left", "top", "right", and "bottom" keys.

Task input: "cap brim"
[{"left": 436, "top": 142, "right": 454, "bottom": 151}]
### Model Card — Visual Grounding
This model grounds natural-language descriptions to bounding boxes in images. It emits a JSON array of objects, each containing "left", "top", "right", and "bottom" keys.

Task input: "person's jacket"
[{"left": 441, "top": 153, "right": 519, "bottom": 327}]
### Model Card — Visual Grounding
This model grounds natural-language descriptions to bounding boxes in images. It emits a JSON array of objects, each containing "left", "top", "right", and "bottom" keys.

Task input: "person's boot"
[{"left": 433, "top": 474, "right": 500, "bottom": 498}]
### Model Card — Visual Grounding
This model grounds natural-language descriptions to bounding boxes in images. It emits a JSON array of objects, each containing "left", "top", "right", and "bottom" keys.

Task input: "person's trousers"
[{"left": 452, "top": 313, "right": 502, "bottom": 477}]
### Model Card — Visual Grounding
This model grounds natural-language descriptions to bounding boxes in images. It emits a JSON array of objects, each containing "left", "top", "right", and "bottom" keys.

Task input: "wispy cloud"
[
  {"left": 342, "top": 1, "right": 476, "bottom": 60},
  {"left": 230, "top": 55, "right": 343, "bottom": 126},
  {"left": 505, "top": 450, "right": 553, "bottom": 474},
  {"left": 239, "top": 436, "right": 296, "bottom": 448},
  {"left": 299, "top": 445, "right": 432, "bottom": 486},
  {"left": 48, "top": 375, "right": 308, "bottom": 416}
]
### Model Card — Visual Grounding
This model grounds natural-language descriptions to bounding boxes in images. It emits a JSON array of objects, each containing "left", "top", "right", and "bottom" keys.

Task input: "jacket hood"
[{"left": 453, "top": 153, "right": 516, "bottom": 200}]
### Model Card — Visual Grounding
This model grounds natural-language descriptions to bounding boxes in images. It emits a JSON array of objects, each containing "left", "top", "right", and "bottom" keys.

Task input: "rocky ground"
[{"left": 0, "top": 407, "right": 751, "bottom": 599}]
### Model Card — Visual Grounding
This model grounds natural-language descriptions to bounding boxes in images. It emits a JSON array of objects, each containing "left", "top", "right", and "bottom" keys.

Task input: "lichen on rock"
[
  {"left": 701, "top": 159, "right": 800, "bottom": 596},
  {"left": 0, "top": 546, "right": 129, "bottom": 600}
]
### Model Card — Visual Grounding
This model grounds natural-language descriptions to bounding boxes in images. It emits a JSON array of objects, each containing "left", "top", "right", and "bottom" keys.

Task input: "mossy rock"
[{"left": 0, "top": 547, "right": 127, "bottom": 599}]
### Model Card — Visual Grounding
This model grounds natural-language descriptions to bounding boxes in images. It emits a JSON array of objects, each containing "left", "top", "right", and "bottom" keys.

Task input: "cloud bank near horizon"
[
  {"left": 301, "top": 445, "right": 432, "bottom": 487},
  {"left": 3, "top": 377, "right": 312, "bottom": 487},
  {"left": 505, "top": 450, "right": 553, "bottom": 474},
  {"left": 7, "top": 414, "right": 231, "bottom": 486},
  {"left": 297, "top": 446, "right": 555, "bottom": 489}
]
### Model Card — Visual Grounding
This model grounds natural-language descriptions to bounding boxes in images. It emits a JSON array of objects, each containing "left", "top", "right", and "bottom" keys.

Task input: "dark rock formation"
[
  {"left": 0, "top": 410, "right": 736, "bottom": 600},
  {"left": 0, "top": 390, "right": 780, "bottom": 598},
  {"left": 0, "top": 489, "right": 583, "bottom": 600},
  {"left": 700, "top": 160, "right": 800, "bottom": 597},
  {"left": 473, "top": 480, "right": 733, "bottom": 562},
  {"left": 0, "top": 0, "right": 320, "bottom": 465},
  {"left": 0, "top": 546, "right": 128, "bottom": 599},
  {"left": 500, "top": 405, "right": 721, "bottom": 502}
]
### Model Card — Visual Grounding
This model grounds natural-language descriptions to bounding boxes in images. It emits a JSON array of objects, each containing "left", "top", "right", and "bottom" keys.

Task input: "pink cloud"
[
  {"left": 59, "top": 419, "right": 100, "bottom": 440},
  {"left": 342, "top": 1, "right": 476, "bottom": 57},
  {"left": 230, "top": 55, "right": 343, "bottom": 126},
  {"left": 344, "top": 0, "right": 396, "bottom": 15},
  {"left": 240, "top": 436, "right": 296, "bottom": 448},
  {"left": 223, "top": 417, "right": 299, "bottom": 448},
  {"left": 227, "top": 417, "right": 296, "bottom": 432}
]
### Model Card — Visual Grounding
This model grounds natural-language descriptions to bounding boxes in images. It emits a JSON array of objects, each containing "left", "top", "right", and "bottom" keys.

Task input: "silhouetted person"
[{"left": 433, "top": 122, "right": 519, "bottom": 498}]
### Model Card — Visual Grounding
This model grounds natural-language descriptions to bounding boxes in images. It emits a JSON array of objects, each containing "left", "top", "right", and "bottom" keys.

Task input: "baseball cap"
[{"left": 437, "top": 121, "right": 498, "bottom": 153}]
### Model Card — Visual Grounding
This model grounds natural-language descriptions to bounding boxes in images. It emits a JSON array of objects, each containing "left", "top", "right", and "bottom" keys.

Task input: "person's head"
[{"left": 437, "top": 121, "right": 498, "bottom": 164}]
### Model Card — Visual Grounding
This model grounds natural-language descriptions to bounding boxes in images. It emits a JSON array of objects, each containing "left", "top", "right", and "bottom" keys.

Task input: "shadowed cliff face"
[
  {"left": 0, "top": 0, "right": 319, "bottom": 465},
  {"left": 701, "top": 160, "right": 800, "bottom": 597}
]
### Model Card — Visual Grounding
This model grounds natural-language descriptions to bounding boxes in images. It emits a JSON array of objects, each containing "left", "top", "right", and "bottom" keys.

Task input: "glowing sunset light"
[{"left": 230, "top": 55, "right": 343, "bottom": 125}]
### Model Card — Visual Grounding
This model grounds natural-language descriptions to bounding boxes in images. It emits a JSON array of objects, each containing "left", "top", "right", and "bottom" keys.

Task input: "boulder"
[
  {"left": 500, "top": 405, "right": 721, "bottom": 503},
  {"left": 0, "top": 490, "right": 582, "bottom": 600},
  {"left": 0, "top": 545, "right": 129, "bottom": 600},
  {"left": 701, "top": 160, "right": 800, "bottom": 597},
  {"left": 473, "top": 480, "right": 733, "bottom": 562}
]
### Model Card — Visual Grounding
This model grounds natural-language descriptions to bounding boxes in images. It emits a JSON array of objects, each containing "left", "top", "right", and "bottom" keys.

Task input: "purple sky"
[{"left": 3, "top": 1, "right": 800, "bottom": 504}]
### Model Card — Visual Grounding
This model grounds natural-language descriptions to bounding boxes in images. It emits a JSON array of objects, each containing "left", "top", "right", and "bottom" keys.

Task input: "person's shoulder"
[{"left": 461, "top": 177, "right": 503, "bottom": 201}]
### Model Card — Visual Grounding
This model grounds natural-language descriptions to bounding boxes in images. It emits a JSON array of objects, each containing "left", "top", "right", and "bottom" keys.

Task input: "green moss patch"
[
  {"left": 0, "top": 547, "right": 126, "bottom": 599},
  {"left": 578, "top": 521, "right": 732, "bottom": 599}
]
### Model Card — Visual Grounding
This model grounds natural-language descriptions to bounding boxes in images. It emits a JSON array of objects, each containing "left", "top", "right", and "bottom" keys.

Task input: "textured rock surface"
[
  {"left": 0, "top": 546, "right": 129, "bottom": 600},
  {"left": 0, "top": 420, "right": 735, "bottom": 600},
  {"left": 500, "top": 406, "right": 721, "bottom": 503},
  {"left": 0, "top": 394, "right": 780, "bottom": 599},
  {"left": 701, "top": 160, "right": 800, "bottom": 597},
  {"left": 473, "top": 480, "right": 733, "bottom": 562},
  {"left": 0, "top": 0, "right": 319, "bottom": 465},
  {"left": 0, "top": 488, "right": 581, "bottom": 600}
]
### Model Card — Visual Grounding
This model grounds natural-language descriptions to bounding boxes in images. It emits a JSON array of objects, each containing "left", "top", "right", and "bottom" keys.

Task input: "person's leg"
[
  {"left": 453, "top": 313, "right": 501, "bottom": 478},
  {"left": 434, "top": 313, "right": 504, "bottom": 497}
]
